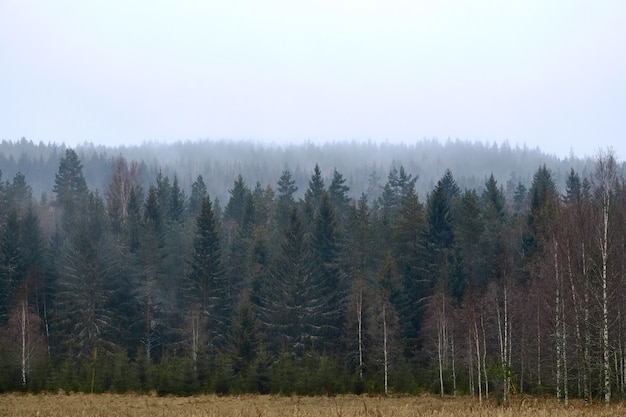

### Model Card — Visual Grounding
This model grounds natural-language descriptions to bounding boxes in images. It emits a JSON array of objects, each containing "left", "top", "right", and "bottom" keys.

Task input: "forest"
[{"left": 0, "top": 138, "right": 625, "bottom": 405}]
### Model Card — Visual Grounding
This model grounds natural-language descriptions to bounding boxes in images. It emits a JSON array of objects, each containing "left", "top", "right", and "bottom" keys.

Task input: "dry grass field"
[{"left": 1, "top": 393, "right": 626, "bottom": 417}]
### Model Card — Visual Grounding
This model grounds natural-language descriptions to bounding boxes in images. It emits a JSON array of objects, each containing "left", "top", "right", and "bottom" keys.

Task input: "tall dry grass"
[{"left": 1, "top": 393, "right": 625, "bottom": 417}]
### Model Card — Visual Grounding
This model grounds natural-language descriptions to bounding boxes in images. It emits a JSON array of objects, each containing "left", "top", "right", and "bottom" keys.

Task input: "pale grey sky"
[{"left": 1, "top": 0, "right": 625, "bottom": 159}]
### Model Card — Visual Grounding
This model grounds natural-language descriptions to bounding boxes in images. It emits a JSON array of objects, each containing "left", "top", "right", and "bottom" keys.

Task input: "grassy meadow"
[{"left": 2, "top": 394, "right": 626, "bottom": 417}]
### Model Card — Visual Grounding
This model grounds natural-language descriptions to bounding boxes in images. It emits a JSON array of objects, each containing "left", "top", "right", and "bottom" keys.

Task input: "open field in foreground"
[{"left": 2, "top": 393, "right": 626, "bottom": 417}]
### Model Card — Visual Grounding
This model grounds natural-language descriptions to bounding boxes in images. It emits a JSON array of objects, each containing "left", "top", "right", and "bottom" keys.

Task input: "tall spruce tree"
[
  {"left": 310, "top": 192, "right": 346, "bottom": 354},
  {"left": 52, "top": 149, "right": 89, "bottom": 234},
  {"left": 54, "top": 192, "right": 118, "bottom": 360},
  {"left": 186, "top": 196, "right": 227, "bottom": 353},
  {"left": 263, "top": 207, "right": 318, "bottom": 357}
]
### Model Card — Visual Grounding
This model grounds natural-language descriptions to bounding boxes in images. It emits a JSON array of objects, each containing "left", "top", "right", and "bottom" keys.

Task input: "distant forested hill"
[{"left": 0, "top": 137, "right": 593, "bottom": 204}]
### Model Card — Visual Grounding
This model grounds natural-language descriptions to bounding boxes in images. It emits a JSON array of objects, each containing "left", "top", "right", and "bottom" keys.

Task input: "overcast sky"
[{"left": 1, "top": 0, "right": 625, "bottom": 159}]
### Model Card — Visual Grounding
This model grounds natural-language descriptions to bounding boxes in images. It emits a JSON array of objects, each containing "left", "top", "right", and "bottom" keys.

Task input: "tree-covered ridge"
[
  {"left": 0, "top": 145, "right": 624, "bottom": 404},
  {"left": 0, "top": 137, "right": 594, "bottom": 205}
]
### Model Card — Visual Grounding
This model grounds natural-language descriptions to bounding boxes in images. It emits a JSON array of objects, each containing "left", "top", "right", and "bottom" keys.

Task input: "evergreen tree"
[
  {"left": 229, "top": 295, "right": 263, "bottom": 385},
  {"left": 54, "top": 192, "right": 118, "bottom": 359},
  {"left": 482, "top": 174, "right": 505, "bottom": 217},
  {"left": 155, "top": 170, "right": 171, "bottom": 221},
  {"left": 525, "top": 165, "right": 558, "bottom": 259},
  {"left": 328, "top": 168, "right": 350, "bottom": 220},
  {"left": 310, "top": 192, "right": 346, "bottom": 353},
  {"left": 564, "top": 168, "right": 582, "bottom": 204},
  {"left": 224, "top": 175, "right": 248, "bottom": 228},
  {"left": 263, "top": 207, "right": 318, "bottom": 357},
  {"left": 52, "top": 149, "right": 88, "bottom": 234},
  {"left": 137, "top": 186, "right": 166, "bottom": 363},
  {"left": 6, "top": 172, "right": 33, "bottom": 215},
  {"left": 186, "top": 197, "right": 227, "bottom": 352},
  {"left": 188, "top": 175, "right": 208, "bottom": 217},
  {"left": 168, "top": 176, "right": 185, "bottom": 223},
  {"left": 424, "top": 173, "right": 456, "bottom": 289},
  {"left": 304, "top": 164, "right": 325, "bottom": 222},
  {"left": 0, "top": 210, "right": 24, "bottom": 325},
  {"left": 392, "top": 182, "right": 426, "bottom": 355},
  {"left": 275, "top": 169, "right": 298, "bottom": 234}
]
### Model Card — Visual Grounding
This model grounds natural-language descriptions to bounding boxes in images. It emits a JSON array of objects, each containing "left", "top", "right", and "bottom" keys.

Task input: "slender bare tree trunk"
[
  {"left": 145, "top": 274, "right": 154, "bottom": 362},
  {"left": 562, "top": 285, "right": 569, "bottom": 405},
  {"left": 496, "top": 283, "right": 510, "bottom": 404},
  {"left": 537, "top": 304, "right": 542, "bottom": 388},
  {"left": 451, "top": 333, "right": 457, "bottom": 397},
  {"left": 502, "top": 279, "right": 512, "bottom": 404},
  {"left": 383, "top": 303, "right": 388, "bottom": 395},
  {"left": 601, "top": 187, "right": 611, "bottom": 403},
  {"left": 567, "top": 247, "right": 584, "bottom": 399},
  {"left": 474, "top": 318, "right": 482, "bottom": 403},
  {"left": 468, "top": 329, "right": 474, "bottom": 397},
  {"left": 357, "top": 288, "right": 364, "bottom": 381},
  {"left": 582, "top": 242, "right": 591, "bottom": 404},
  {"left": 437, "top": 292, "right": 446, "bottom": 397},
  {"left": 190, "top": 312, "right": 200, "bottom": 373},
  {"left": 20, "top": 297, "right": 28, "bottom": 387},
  {"left": 555, "top": 239, "right": 562, "bottom": 403},
  {"left": 595, "top": 150, "right": 616, "bottom": 404},
  {"left": 481, "top": 311, "right": 489, "bottom": 398}
]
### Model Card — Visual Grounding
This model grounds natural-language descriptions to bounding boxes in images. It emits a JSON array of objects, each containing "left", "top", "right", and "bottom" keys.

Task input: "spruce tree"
[
  {"left": 186, "top": 197, "right": 227, "bottom": 353},
  {"left": 52, "top": 149, "right": 88, "bottom": 234}
]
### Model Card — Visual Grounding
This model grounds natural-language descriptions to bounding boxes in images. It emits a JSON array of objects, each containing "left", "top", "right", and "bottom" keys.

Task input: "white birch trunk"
[
  {"left": 554, "top": 239, "right": 562, "bottom": 402},
  {"left": 582, "top": 241, "right": 591, "bottom": 403},
  {"left": 474, "top": 318, "right": 482, "bottom": 403},
  {"left": 437, "top": 292, "right": 446, "bottom": 397},
  {"left": 601, "top": 187, "right": 611, "bottom": 403},
  {"left": 20, "top": 297, "right": 28, "bottom": 387}
]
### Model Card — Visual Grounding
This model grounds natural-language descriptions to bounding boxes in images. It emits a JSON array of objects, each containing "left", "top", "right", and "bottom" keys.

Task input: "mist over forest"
[
  {"left": 0, "top": 137, "right": 592, "bottom": 204},
  {"left": 1, "top": 137, "right": 625, "bottom": 402}
]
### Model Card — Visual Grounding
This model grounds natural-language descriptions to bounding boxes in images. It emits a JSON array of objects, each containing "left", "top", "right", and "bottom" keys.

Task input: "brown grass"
[{"left": 1, "top": 393, "right": 625, "bottom": 417}]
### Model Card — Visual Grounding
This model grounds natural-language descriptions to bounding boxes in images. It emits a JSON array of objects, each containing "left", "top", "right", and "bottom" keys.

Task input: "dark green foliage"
[
  {"left": 0, "top": 211, "right": 24, "bottom": 324},
  {"left": 54, "top": 192, "right": 119, "bottom": 359},
  {"left": 185, "top": 196, "right": 227, "bottom": 351},
  {"left": 188, "top": 175, "right": 207, "bottom": 216},
  {"left": 310, "top": 192, "right": 346, "bottom": 353},
  {"left": 4, "top": 139, "right": 625, "bottom": 398},
  {"left": 329, "top": 168, "right": 351, "bottom": 219},
  {"left": 168, "top": 176, "right": 185, "bottom": 223},
  {"left": 52, "top": 149, "right": 89, "bottom": 234},
  {"left": 305, "top": 164, "right": 325, "bottom": 208}
]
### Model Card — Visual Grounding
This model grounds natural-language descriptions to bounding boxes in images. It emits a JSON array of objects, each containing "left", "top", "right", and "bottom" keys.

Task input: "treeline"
[
  {"left": 0, "top": 137, "right": 591, "bottom": 205},
  {"left": 0, "top": 146, "right": 625, "bottom": 404}
]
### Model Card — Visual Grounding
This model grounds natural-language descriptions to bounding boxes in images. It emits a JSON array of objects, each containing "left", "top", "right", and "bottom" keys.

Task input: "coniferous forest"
[{"left": 1, "top": 138, "right": 626, "bottom": 403}]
